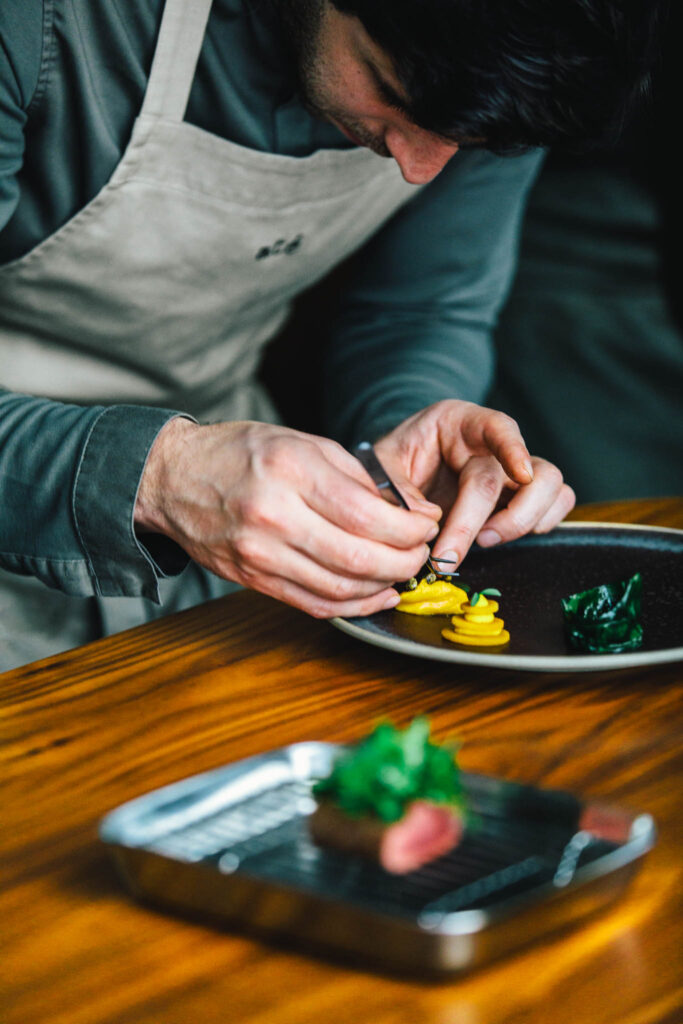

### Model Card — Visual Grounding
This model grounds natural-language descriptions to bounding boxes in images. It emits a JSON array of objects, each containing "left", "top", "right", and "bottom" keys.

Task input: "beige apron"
[{"left": 0, "top": 0, "right": 418, "bottom": 669}]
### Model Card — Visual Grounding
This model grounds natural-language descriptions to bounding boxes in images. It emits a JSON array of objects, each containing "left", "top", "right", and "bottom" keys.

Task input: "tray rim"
[
  {"left": 331, "top": 521, "right": 683, "bottom": 673},
  {"left": 99, "top": 741, "right": 657, "bottom": 939}
]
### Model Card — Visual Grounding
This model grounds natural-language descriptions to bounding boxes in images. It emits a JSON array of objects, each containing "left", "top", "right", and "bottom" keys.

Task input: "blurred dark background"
[
  {"left": 261, "top": 4, "right": 682, "bottom": 503},
  {"left": 489, "top": 1, "right": 682, "bottom": 502}
]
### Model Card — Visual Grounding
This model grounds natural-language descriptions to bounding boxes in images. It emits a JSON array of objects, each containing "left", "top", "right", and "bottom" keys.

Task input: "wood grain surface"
[{"left": 2, "top": 499, "right": 682, "bottom": 1024}]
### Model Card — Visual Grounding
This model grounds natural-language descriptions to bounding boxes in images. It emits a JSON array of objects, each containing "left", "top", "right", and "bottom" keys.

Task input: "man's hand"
[
  {"left": 374, "top": 400, "right": 576, "bottom": 569},
  {"left": 134, "top": 419, "right": 441, "bottom": 618}
]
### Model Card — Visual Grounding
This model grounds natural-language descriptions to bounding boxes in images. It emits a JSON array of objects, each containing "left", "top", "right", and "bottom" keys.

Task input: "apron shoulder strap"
[{"left": 141, "top": 0, "right": 214, "bottom": 123}]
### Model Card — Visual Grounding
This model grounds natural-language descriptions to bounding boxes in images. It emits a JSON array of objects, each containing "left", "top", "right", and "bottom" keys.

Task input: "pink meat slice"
[
  {"left": 310, "top": 799, "right": 463, "bottom": 874},
  {"left": 579, "top": 804, "right": 632, "bottom": 844},
  {"left": 379, "top": 800, "right": 463, "bottom": 873}
]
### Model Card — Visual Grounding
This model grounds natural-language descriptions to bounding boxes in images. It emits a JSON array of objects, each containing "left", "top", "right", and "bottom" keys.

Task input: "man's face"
[{"left": 284, "top": 1, "right": 459, "bottom": 185}]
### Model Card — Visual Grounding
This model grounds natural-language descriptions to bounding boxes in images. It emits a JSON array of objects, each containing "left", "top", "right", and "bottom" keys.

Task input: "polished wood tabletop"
[{"left": 2, "top": 498, "right": 682, "bottom": 1024}]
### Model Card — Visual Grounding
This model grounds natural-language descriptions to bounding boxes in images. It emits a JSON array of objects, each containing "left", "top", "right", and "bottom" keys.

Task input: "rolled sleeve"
[
  {"left": 0, "top": 391, "right": 192, "bottom": 600},
  {"left": 72, "top": 404, "right": 193, "bottom": 599}
]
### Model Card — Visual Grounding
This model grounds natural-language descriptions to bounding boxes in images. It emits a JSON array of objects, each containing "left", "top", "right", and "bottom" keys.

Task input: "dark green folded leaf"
[{"left": 561, "top": 572, "right": 643, "bottom": 653}]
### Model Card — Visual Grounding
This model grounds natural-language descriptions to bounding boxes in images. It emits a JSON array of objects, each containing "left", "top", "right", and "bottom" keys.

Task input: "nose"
[{"left": 384, "top": 128, "right": 459, "bottom": 185}]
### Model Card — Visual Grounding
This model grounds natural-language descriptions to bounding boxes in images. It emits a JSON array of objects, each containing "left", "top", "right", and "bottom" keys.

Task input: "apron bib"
[{"left": 0, "top": 0, "right": 419, "bottom": 669}]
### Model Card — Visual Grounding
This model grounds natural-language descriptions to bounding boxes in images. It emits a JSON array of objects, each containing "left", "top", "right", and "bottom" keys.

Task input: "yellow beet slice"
[
  {"left": 461, "top": 600, "right": 499, "bottom": 618},
  {"left": 441, "top": 628, "right": 510, "bottom": 647},
  {"left": 448, "top": 616, "right": 506, "bottom": 635}
]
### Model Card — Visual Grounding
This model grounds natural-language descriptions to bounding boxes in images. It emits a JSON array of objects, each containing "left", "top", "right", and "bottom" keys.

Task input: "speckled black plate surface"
[{"left": 331, "top": 523, "right": 683, "bottom": 672}]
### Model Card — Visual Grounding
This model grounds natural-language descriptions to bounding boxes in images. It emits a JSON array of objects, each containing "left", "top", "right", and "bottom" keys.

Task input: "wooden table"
[{"left": 2, "top": 499, "right": 682, "bottom": 1024}]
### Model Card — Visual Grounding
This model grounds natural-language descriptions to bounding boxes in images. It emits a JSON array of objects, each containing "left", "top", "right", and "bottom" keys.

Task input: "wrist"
[{"left": 134, "top": 416, "right": 199, "bottom": 534}]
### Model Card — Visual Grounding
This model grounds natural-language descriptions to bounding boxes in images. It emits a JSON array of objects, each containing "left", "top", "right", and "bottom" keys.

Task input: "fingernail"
[
  {"left": 427, "top": 523, "right": 440, "bottom": 541},
  {"left": 382, "top": 591, "right": 400, "bottom": 610},
  {"left": 477, "top": 529, "right": 501, "bottom": 547},
  {"left": 524, "top": 459, "right": 534, "bottom": 482},
  {"left": 432, "top": 549, "right": 459, "bottom": 567}
]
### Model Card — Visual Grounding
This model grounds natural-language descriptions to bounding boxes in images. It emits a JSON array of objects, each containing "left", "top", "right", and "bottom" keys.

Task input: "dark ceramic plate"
[{"left": 332, "top": 523, "right": 683, "bottom": 672}]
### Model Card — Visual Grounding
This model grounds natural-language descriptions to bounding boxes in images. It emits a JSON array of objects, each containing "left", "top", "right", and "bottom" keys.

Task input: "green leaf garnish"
[
  {"left": 482, "top": 588, "right": 501, "bottom": 597},
  {"left": 313, "top": 717, "right": 463, "bottom": 823},
  {"left": 561, "top": 573, "right": 643, "bottom": 653}
]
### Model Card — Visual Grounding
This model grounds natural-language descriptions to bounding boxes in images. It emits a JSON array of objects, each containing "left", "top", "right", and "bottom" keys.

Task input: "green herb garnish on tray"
[
  {"left": 561, "top": 572, "right": 643, "bottom": 653},
  {"left": 313, "top": 717, "right": 462, "bottom": 824}
]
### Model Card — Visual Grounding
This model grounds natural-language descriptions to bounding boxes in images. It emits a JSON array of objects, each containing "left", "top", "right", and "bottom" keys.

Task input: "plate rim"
[{"left": 330, "top": 521, "right": 683, "bottom": 673}]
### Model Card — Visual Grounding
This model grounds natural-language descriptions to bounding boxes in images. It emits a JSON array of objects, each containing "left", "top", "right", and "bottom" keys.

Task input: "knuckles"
[
  {"left": 327, "top": 575, "right": 362, "bottom": 602},
  {"left": 340, "top": 542, "right": 375, "bottom": 578},
  {"left": 339, "top": 501, "right": 375, "bottom": 538},
  {"left": 478, "top": 408, "right": 520, "bottom": 439},
  {"left": 231, "top": 529, "right": 269, "bottom": 570},
  {"left": 493, "top": 410, "right": 520, "bottom": 434},
  {"left": 259, "top": 436, "right": 314, "bottom": 483},
  {"left": 505, "top": 509, "right": 534, "bottom": 537},
  {"left": 472, "top": 469, "right": 503, "bottom": 501},
  {"left": 534, "top": 460, "right": 564, "bottom": 491},
  {"left": 237, "top": 495, "right": 274, "bottom": 530},
  {"left": 235, "top": 480, "right": 296, "bottom": 536},
  {"left": 307, "top": 598, "right": 338, "bottom": 620}
]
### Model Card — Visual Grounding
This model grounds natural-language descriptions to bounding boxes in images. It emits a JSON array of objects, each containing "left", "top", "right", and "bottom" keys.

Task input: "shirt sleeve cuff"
[{"left": 72, "top": 405, "right": 195, "bottom": 601}]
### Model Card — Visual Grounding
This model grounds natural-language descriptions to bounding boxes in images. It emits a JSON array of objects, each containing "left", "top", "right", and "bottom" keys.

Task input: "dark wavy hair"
[{"left": 331, "top": 0, "right": 663, "bottom": 152}]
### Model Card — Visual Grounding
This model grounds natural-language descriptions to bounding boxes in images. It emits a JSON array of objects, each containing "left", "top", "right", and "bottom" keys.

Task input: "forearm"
[
  {"left": 324, "top": 309, "right": 495, "bottom": 446},
  {"left": 0, "top": 390, "right": 191, "bottom": 598}
]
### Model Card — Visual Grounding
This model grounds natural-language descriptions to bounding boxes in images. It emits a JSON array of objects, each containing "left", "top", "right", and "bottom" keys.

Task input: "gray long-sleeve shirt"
[{"left": 0, "top": 0, "right": 542, "bottom": 601}]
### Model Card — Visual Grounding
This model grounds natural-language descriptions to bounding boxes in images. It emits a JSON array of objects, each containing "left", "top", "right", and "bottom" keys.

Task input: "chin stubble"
[{"left": 279, "top": 0, "right": 390, "bottom": 156}]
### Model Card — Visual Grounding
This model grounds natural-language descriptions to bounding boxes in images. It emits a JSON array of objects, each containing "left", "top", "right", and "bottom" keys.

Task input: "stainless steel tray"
[{"left": 99, "top": 743, "right": 655, "bottom": 975}]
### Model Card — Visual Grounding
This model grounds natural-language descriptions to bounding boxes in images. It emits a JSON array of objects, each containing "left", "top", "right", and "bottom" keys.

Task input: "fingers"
[
  {"left": 431, "top": 455, "right": 507, "bottom": 567},
  {"left": 236, "top": 429, "right": 440, "bottom": 550},
  {"left": 204, "top": 432, "right": 437, "bottom": 611},
  {"left": 533, "top": 483, "right": 576, "bottom": 532},
  {"left": 291, "top": 511, "right": 434, "bottom": 583},
  {"left": 229, "top": 496, "right": 432, "bottom": 593},
  {"left": 475, "top": 461, "right": 575, "bottom": 546},
  {"left": 245, "top": 570, "right": 401, "bottom": 620},
  {"left": 303, "top": 447, "right": 441, "bottom": 549},
  {"left": 380, "top": 472, "right": 443, "bottom": 520},
  {"left": 432, "top": 455, "right": 573, "bottom": 566},
  {"left": 457, "top": 406, "right": 534, "bottom": 486},
  {"left": 231, "top": 538, "right": 407, "bottom": 617},
  {"left": 153, "top": 414, "right": 573, "bottom": 623}
]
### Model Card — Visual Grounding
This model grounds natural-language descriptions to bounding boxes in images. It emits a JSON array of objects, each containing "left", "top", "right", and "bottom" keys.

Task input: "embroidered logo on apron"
[{"left": 255, "top": 235, "right": 304, "bottom": 260}]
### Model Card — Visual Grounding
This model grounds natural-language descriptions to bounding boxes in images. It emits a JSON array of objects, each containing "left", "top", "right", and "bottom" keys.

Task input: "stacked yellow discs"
[
  {"left": 441, "top": 594, "right": 510, "bottom": 647},
  {"left": 396, "top": 578, "right": 469, "bottom": 616}
]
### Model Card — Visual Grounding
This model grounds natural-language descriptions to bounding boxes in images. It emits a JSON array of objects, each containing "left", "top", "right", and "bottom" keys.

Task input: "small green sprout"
[{"left": 469, "top": 588, "right": 502, "bottom": 606}]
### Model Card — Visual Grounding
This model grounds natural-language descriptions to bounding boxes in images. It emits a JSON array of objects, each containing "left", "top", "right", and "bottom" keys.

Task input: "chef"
[{"left": 0, "top": 0, "right": 655, "bottom": 670}]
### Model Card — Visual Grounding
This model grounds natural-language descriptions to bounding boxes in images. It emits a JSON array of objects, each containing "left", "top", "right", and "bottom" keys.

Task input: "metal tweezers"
[{"left": 353, "top": 441, "right": 458, "bottom": 579}]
